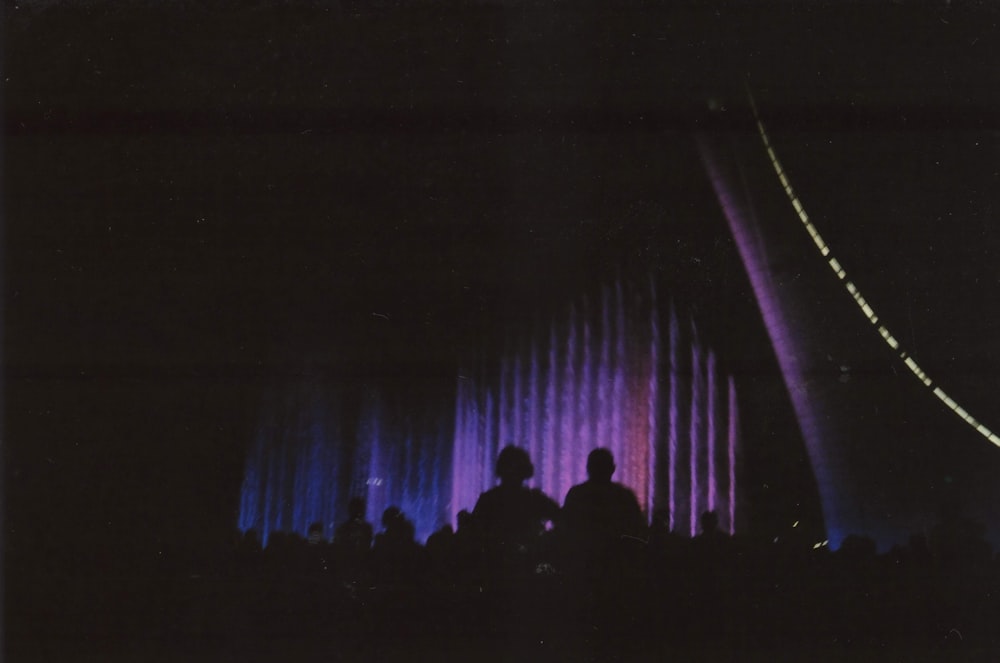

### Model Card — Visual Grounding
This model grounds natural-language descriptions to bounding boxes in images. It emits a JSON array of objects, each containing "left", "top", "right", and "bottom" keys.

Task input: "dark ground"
[{"left": 8, "top": 531, "right": 1000, "bottom": 662}]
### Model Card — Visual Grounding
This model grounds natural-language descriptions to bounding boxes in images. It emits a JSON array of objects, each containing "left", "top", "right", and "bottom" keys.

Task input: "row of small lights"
[{"left": 747, "top": 89, "right": 1000, "bottom": 449}]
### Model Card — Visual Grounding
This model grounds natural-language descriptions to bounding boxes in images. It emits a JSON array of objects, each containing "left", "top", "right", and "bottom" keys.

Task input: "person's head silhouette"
[
  {"left": 382, "top": 506, "right": 403, "bottom": 529},
  {"left": 348, "top": 497, "right": 367, "bottom": 521},
  {"left": 586, "top": 448, "right": 615, "bottom": 483},
  {"left": 495, "top": 445, "right": 534, "bottom": 485},
  {"left": 699, "top": 510, "right": 720, "bottom": 536}
]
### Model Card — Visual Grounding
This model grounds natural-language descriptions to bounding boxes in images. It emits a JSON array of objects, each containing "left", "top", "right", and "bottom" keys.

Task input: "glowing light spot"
[
  {"left": 748, "top": 88, "right": 1000, "bottom": 450},
  {"left": 878, "top": 327, "right": 900, "bottom": 350}
]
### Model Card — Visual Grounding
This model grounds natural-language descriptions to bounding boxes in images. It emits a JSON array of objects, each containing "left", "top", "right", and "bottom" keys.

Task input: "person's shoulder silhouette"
[
  {"left": 334, "top": 497, "right": 374, "bottom": 554},
  {"left": 562, "top": 448, "right": 645, "bottom": 545},
  {"left": 371, "top": 506, "right": 426, "bottom": 584},
  {"left": 472, "top": 445, "right": 559, "bottom": 548}
]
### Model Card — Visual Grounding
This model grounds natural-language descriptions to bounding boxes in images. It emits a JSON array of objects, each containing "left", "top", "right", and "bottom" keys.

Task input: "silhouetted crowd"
[
  {"left": 14, "top": 446, "right": 998, "bottom": 660},
  {"left": 211, "top": 446, "right": 1000, "bottom": 653}
]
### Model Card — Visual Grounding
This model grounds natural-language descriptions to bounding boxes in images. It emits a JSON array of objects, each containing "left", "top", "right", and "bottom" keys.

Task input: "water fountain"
[
  {"left": 239, "top": 278, "right": 742, "bottom": 544},
  {"left": 238, "top": 384, "right": 453, "bottom": 545},
  {"left": 450, "top": 278, "right": 741, "bottom": 537},
  {"left": 238, "top": 384, "right": 346, "bottom": 546}
]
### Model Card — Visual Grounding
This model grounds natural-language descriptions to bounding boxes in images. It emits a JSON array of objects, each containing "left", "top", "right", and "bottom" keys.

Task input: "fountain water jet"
[
  {"left": 239, "top": 280, "right": 744, "bottom": 545},
  {"left": 450, "top": 279, "right": 742, "bottom": 537}
]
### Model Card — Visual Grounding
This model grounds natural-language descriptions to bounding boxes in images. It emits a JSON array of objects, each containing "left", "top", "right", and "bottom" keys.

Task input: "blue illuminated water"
[{"left": 239, "top": 280, "right": 742, "bottom": 545}]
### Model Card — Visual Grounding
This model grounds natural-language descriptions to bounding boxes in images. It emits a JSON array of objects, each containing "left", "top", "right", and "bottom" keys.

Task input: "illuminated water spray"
[
  {"left": 240, "top": 280, "right": 745, "bottom": 544},
  {"left": 239, "top": 385, "right": 452, "bottom": 545},
  {"left": 238, "top": 386, "right": 345, "bottom": 545},
  {"left": 699, "top": 135, "right": 844, "bottom": 544},
  {"left": 351, "top": 391, "right": 453, "bottom": 539},
  {"left": 451, "top": 280, "right": 741, "bottom": 537}
]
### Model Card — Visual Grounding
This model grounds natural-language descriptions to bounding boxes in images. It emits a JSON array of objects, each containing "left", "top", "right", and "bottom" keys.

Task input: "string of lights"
[{"left": 746, "top": 89, "right": 1000, "bottom": 448}]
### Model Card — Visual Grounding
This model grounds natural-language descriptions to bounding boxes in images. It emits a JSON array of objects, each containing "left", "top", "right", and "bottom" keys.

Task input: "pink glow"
[
  {"left": 599, "top": 287, "right": 613, "bottom": 466},
  {"left": 448, "top": 279, "right": 742, "bottom": 536},
  {"left": 528, "top": 342, "right": 540, "bottom": 484},
  {"left": 690, "top": 328, "right": 703, "bottom": 536},
  {"left": 498, "top": 359, "right": 509, "bottom": 447},
  {"left": 544, "top": 324, "right": 558, "bottom": 493},
  {"left": 646, "top": 281, "right": 661, "bottom": 518},
  {"left": 515, "top": 354, "right": 526, "bottom": 447},
  {"left": 579, "top": 297, "right": 594, "bottom": 464},
  {"left": 612, "top": 282, "right": 628, "bottom": 495},
  {"left": 707, "top": 351, "right": 718, "bottom": 514},
  {"left": 699, "top": 136, "right": 839, "bottom": 543},
  {"left": 561, "top": 306, "right": 578, "bottom": 499},
  {"left": 668, "top": 302, "right": 680, "bottom": 532}
]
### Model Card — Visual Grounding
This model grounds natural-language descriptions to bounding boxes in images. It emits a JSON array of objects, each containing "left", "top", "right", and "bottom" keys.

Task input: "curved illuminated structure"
[
  {"left": 698, "top": 137, "right": 845, "bottom": 545},
  {"left": 747, "top": 95, "right": 1000, "bottom": 449},
  {"left": 697, "top": 93, "right": 1000, "bottom": 547}
]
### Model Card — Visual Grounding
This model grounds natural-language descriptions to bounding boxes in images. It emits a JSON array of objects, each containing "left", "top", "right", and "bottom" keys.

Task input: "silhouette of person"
[
  {"left": 561, "top": 448, "right": 646, "bottom": 574},
  {"left": 304, "top": 522, "right": 330, "bottom": 574},
  {"left": 425, "top": 524, "right": 454, "bottom": 560},
  {"left": 373, "top": 506, "right": 417, "bottom": 549},
  {"left": 472, "top": 446, "right": 560, "bottom": 550},
  {"left": 452, "top": 509, "right": 482, "bottom": 584},
  {"left": 334, "top": 497, "right": 374, "bottom": 554},
  {"left": 333, "top": 497, "right": 374, "bottom": 583},
  {"left": 697, "top": 510, "right": 724, "bottom": 541},
  {"left": 371, "top": 506, "right": 425, "bottom": 584},
  {"left": 692, "top": 510, "right": 729, "bottom": 577}
]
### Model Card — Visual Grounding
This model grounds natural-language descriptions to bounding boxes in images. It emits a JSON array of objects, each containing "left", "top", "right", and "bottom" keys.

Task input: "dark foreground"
[{"left": 9, "top": 534, "right": 1000, "bottom": 662}]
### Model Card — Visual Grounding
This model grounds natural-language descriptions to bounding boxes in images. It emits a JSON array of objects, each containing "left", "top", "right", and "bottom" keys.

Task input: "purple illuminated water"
[
  {"left": 240, "top": 280, "right": 743, "bottom": 545},
  {"left": 450, "top": 280, "right": 741, "bottom": 537},
  {"left": 646, "top": 282, "right": 660, "bottom": 519},
  {"left": 690, "top": 327, "right": 703, "bottom": 535},
  {"left": 666, "top": 303, "right": 679, "bottom": 531},
  {"left": 698, "top": 135, "right": 841, "bottom": 544}
]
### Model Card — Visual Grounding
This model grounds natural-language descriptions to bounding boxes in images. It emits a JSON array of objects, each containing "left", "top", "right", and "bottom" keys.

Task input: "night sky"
[{"left": 6, "top": 1, "right": 1000, "bottom": 566}]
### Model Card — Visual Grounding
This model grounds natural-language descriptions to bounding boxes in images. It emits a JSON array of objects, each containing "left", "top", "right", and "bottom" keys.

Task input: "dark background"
[{"left": 5, "top": 0, "right": 1000, "bottom": 577}]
